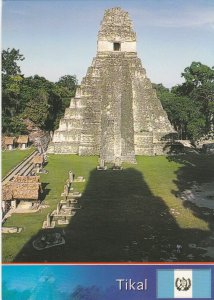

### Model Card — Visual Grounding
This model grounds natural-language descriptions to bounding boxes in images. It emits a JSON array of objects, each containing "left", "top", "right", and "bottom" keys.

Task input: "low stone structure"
[
  {"left": 97, "top": 158, "right": 107, "bottom": 170},
  {"left": 17, "top": 135, "right": 29, "bottom": 149},
  {"left": 4, "top": 137, "right": 16, "bottom": 150},
  {"left": 33, "top": 232, "right": 65, "bottom": 250},
  {"left": 62, "top": 184, "right": 69, "bottom": 201},
  {"left": 51, "top": 202, "right": 76, "bottom": 220},
  {"left": 48, "top": 7, "right": 176, "bottom": 162},
  {"left": 2, "top": 183, "right": 13, "bottom": 217},
  {"left": 2, "top": 227, "right": 22, "bottom": 234},
  {"left": 60, "top": 198, "right": 78, "bottom": 205},
  {"left": 42, "top": 213, "right": 55, "bottom": 229},
  {"left": 112, "top": 157, "right": 123, "bottom": 170},
  {"left": 74, "top": 176, "right": 85, "bottom": 182},
  {"left": 69, "top": 171, "right": 74, "bottom": 183},
  {"left": 69, "top": 191, "right": 82, "bottom": 198},
  {"left": 2, "top": 175, "right": 42, "bottom": 213},
  {"left": 32, "top": 155, "right": 44, "bottom": 173}
]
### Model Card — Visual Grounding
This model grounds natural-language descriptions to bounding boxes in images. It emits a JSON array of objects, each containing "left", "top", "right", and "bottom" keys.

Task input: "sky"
[{"left": 2, "top": 0, "right": 214, "bottom": 88}]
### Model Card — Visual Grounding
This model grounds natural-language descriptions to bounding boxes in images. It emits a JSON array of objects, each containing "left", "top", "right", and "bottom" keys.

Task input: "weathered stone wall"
[
  {"left": 99, "top": 53, "right": 135, "bottom": 162},
  {"left": 97, "top": 41, "right": 136, "bottom": 52},
  {"left": 98, "top": 7, "right": 136, "bottom": 42}
]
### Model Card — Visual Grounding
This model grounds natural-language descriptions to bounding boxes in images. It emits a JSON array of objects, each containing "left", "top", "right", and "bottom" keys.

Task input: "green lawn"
[
  {"left": 2, "top": 154, "right": 214, "bottom": 262},
  {"left": 2, "top": 148, "right": 34, "bottom": 177}
]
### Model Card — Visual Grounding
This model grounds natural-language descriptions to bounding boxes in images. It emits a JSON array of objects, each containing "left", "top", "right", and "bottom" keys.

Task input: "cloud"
[{"left": 130, "top": 4, "right": 214, "bottom": 30}]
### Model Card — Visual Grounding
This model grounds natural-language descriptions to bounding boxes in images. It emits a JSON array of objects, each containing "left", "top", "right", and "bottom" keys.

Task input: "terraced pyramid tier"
[{"left": 48, "top": 7, "right": 176, "bottom": 162}]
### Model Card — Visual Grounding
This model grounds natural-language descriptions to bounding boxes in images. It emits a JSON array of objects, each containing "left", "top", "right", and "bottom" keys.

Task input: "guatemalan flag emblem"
[{"left": 157, "top": 269, "right": 211, "bottom": 298}]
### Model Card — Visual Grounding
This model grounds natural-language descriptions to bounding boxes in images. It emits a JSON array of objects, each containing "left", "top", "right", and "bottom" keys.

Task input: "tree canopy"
[
  {"left": 2, "top": 48, "right": 25, "bottom": 77},
  {"left": 154, "top": 62, "right": 214, "bottom": 140},
  {"left": 2, "top": 49, "right": 213, "bottom": 141},
  {"left": 2, "top": 48, "right": 77, "bottom": 135}
]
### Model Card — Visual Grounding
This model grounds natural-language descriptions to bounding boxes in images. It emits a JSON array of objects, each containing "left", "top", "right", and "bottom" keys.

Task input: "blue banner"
[{"left": 2, "top": 264, "right": 214, "bottom": 300}]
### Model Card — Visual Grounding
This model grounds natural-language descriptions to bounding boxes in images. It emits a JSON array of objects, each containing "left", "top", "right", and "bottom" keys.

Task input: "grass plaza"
[{"left": 2, "top": 153, "right": 214, "bottom": 262}]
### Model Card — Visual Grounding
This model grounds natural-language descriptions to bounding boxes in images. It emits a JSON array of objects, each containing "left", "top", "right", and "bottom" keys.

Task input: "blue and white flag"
[{"left": 157, "top": 269, "right": 211, "bottom": 298}]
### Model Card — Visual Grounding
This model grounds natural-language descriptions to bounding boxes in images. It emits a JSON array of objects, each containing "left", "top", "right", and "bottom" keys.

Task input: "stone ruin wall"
[{"left": 98, "top": 54, "right": 135, "bottom": 162}]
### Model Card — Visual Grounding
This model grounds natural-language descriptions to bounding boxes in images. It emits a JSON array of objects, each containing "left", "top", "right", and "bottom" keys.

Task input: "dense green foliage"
[
  {"left": 154, "top": 62, "right": 214, "bottom": 140},
  {"left": 2, "top": 48, "right": 77, "bottom": 135},
  {"left": 2, "top": 49, "right": 214, "bottom": 141}
]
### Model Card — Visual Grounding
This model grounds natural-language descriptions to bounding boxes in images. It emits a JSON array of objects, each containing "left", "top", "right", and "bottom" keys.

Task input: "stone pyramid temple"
[{"left": 48, "top": 7, "right": 175, "bottom": 162}]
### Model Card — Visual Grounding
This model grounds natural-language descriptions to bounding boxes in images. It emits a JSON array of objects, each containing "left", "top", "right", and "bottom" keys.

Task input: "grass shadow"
[
  {"left": 13, "top": 165, "right": 212, "bottom": 262},
  {"left": 40, "top": 183, "right": 51, "bottom": 202},
  {"left": 166, "top": 153, "right": 214, "bottom": 258}
]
